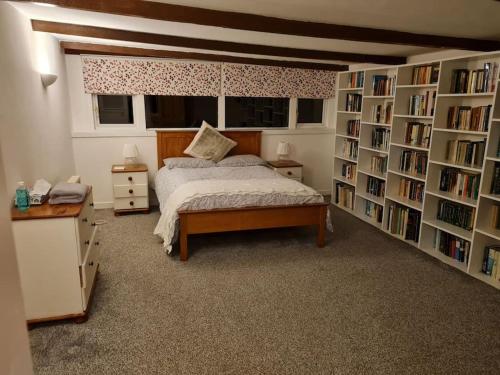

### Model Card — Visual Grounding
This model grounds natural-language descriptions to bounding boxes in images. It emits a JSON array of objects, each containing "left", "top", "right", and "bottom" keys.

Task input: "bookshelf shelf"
[
  {"left": 334, "top": 54, "right": 500, "bottom": 289},
  {"left": 425, "top": 190, "right": 478, "bottom": 208},
  {"left": 333, "top": 202, "right": 354, "bottom": 214},
  {"left": 336, "top": 133, "right": 360, "bottom": 140}
]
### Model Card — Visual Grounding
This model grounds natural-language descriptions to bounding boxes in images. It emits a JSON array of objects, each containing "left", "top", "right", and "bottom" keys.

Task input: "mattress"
[{"left": 154, "top": 165, "right": 329, "bottom": 252}]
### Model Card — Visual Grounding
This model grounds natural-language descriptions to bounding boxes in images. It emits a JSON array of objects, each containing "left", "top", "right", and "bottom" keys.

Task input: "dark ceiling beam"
[
  {"left": 32, "top": 20, "right": 406, "bottom": 65},
  {"left": 30, "top": 0, "right": 500, "bottom": 51},
  {"left": 60, "top": 41, "right": 349, "bottom": 71}
]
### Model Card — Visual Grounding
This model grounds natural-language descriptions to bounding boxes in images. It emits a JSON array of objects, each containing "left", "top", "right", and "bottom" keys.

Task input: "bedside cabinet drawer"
[
  {"left": 276, "top": 167, "right": 302, "bottom": 179},
  {"left": 113, "top": 184, "right": 148, "bottom": 198},
  {"left": 112, "top": 172, "right": 147, "bottom": 186},
  {"left": 81, "top": 232, "right": 101, "bottom": 310},
  {"left": 114, "top": 197, "right": 149, "bottom": 210},
  {"left": 77, "top": 194, "right": 96, "bottom": 264}
]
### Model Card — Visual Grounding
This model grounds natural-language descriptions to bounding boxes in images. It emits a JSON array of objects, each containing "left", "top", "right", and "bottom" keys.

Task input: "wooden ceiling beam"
[
  {"left": 30, "top": 0, "right": 500, "bottom": 51},
  {"left": 32, "top": 20, "right": 406, "bottom": 65},
  {"left": 60, "top": 41, "right": 349, "bottom": 71}
]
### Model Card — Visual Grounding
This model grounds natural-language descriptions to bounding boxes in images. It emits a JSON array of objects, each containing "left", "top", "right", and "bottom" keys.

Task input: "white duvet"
[{"left": 153, "top": 166, "right": 330, "bottom": 253}]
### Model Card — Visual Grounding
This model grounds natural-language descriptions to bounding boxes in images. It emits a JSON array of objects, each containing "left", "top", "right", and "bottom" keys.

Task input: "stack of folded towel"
[{"left": 49, "top": 183, "right": 88, "bottom": 205}]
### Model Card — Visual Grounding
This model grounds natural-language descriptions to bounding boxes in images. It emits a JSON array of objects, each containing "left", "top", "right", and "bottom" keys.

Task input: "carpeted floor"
[{"left": 29, "top": 206, "right": 500, "bottom": 375}]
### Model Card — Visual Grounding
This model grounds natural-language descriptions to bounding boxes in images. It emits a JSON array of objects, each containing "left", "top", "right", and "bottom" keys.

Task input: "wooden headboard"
[{"left": 156, "top": 131, "right": 262, "bottom": 168}]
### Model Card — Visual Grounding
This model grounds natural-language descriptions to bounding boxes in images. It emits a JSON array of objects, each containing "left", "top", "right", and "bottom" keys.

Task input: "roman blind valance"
[
  {"left": 81, "top": 57, "right": 336, "bottom": 98},
  {"left": 82, "top": 57, "right": 222, "bottom": 96}
]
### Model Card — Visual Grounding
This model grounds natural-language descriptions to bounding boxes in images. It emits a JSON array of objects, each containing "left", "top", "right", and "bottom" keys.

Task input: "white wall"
[
  {"left": 66, "top": 55, "right": 335, "bottom": 206},
  {"left": 0, "top": 3, "right": 75, "bottom": 198}
]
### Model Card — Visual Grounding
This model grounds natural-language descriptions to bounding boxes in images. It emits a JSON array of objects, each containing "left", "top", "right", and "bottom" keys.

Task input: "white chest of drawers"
[
  {"left": 267, "top": 160, "right": 304, "bottom": 182},
  {"left": 112, "top": 164, "right": 149, "bottom": 214},
  {"left": 11, "top": 188, "right": 100, "bottom": 324}
]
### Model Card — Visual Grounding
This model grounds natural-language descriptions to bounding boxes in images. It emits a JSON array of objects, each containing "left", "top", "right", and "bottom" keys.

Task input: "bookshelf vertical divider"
[{"left": 333, "top": 52, "right": 500, "bottom": 290}]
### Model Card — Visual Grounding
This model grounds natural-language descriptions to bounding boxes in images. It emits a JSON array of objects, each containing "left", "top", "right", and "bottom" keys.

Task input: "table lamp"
[
  {"left": 277, "top": 141, "right": 289, "bottom": 160},
  {"left": 123, "top": 144, "right": 139, "bottom": 165}
]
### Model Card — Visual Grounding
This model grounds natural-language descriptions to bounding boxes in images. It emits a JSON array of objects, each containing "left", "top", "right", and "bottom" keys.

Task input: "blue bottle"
[{"left": 15, "top": 181, "right": 30, "bottom": 212}]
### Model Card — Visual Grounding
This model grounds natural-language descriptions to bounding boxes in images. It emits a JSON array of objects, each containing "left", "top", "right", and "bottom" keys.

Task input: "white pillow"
[
  {"left": 163, "top": 157, "right": 216, "bottom": 169},
  {"left": 184, "top": 121, "right": 237, "bottom": 162},
  {"left": 216, "top": 154, "right": 267, "bottom": 167}
]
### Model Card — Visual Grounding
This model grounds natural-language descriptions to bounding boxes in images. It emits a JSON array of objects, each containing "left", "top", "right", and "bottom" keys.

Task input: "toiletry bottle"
[{"left": 15, "top": 181, "right": 30, "bottom": 212}]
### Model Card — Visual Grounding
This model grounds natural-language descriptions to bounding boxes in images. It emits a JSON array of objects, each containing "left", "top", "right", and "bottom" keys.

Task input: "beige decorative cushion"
[{"left": 184, "top": 121, "right": 237, "bottom": 162}]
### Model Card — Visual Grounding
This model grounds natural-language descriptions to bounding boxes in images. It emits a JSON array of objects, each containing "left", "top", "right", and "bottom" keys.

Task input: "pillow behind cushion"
[
  {"left": 216, "top": 154, "right": 267, "bottom": 167},
  {"left": 163, "top": 157, "right": 216, "bottom": 169},
  {"left": 184, "top": 121, "right": 237, "bottom": 162}
]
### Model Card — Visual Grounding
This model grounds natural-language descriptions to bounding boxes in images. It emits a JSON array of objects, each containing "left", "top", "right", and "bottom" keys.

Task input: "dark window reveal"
[
  {"left": 97, "top": 95, "right": 134, "bottom": 124},
  {"left": 297, "top": 98, "right": 323, "bottom": 123},
  {"left": 225, "top": 97, "right": 289, "bottom": 128},
  {"left": 144, "top": 95, "right": 218, "bottom": 128}
]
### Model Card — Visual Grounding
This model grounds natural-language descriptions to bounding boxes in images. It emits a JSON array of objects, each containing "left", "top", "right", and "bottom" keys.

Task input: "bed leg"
[
  {"left": 316, "top": 206, "right": 327, "bottom": 248},
  {"left": 179, "top": 215, "right": 189, "bottom": 261}
]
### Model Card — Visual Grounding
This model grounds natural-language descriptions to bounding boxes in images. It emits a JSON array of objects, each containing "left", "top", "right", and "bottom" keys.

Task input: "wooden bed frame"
[{"left": 156, "top": 130, "right": 328, "bottom": 261}]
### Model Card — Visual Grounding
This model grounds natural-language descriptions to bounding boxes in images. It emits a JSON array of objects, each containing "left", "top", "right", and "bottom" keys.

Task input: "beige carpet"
[{"left": 29, "top": 207, "right": 500, "bottom": 374}]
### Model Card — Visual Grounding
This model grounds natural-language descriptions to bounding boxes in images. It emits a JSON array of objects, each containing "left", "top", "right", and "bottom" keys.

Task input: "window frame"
[
  {"left": 92, "top": 94, "right": 141, "bottom": 130},
  {"left": 296, "top": 98, "right": 327, "bottom": 128}
]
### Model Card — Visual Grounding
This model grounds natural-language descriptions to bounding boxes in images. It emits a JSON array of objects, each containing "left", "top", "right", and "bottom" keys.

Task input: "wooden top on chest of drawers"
[
  {"left": 11, "top": 188, "right": 91, "bottom": 221},
  {"left": 111, "top": 164, "right": 148, "bottom": 173}
]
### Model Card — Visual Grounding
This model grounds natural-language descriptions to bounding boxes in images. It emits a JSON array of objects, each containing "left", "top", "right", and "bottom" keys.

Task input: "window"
[
  {"left": 144, "top": 95, "right": 218, "bottom": 128},
  {"left": 96, "top": 95, "right": 134, "bottom": 125},
  {"left": 297, "top": 98, "right": 324, "bottom": 124},
  {"left": 225, "top": 97, "right": 289, "bottom": 128}
]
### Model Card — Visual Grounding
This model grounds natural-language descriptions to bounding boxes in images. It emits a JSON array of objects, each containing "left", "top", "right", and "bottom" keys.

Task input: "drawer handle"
[
  {"left": 89, "top": 261, "right": 94, "bottom": 267},
  {"left": 89, "top": 202, "right": 94, "bottom": 207},
  {"left": 91, "top": 222, "right": 96, "bottom": 226},
  {"left": 85, "top": 240, "right": 90, "bottom": 245},
  {"left": 287, "top": 171, "right": 292, "bottom": 176},
  {"left": 128, "top": 176, "right": 133, "bottom": 182},
  {"left": 129, "top": 189, "right": 134, "bottom": 194},
  {"left": 129, "top": 201, "right": 134, "bottom": 206},
  {"left": 82, "top": 218, "right": 88, "bottom": 223},
  {"left": 95, "top": 241, "right": 100, "bottom": 246}
]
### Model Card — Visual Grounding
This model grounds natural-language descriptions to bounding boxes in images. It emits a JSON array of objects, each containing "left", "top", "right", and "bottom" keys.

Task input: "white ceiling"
[{"left": 10, "top": 1, "right": 500, "bottom": 65}]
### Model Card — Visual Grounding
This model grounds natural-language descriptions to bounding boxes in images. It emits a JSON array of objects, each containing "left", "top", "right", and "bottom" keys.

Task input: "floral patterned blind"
[
  {"left": 81, "top": 57, "right": 336, "bottom": 98},
  {"left": 221, "top": 64, "right": 336, "bottom": 98},
  {"left": 82, "top": 57, "right": 222, "bottom": 96}
]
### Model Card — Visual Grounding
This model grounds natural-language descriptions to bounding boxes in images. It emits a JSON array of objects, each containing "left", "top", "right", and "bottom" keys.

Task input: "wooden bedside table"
[
  {"left": 112, "top": 164, "right": 149, "bottom": 215},
  {"left": 267, "top": 160, "right": 303, "bottom": 182}
]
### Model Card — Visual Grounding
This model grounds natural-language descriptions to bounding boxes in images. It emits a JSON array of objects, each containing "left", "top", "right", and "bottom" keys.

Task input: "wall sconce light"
[{"left": 41, "top": 73, "right": 58, "bottom": 87}]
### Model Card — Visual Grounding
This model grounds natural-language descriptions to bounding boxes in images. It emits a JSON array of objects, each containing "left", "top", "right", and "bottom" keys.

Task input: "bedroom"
[{"left": 0, "top": 1, "right": 499, "bottom": 374}]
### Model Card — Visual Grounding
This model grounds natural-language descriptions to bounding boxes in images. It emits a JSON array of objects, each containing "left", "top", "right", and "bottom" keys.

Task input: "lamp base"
[{"left": 124, "top": 157, "right": 137, "bottom": 165}]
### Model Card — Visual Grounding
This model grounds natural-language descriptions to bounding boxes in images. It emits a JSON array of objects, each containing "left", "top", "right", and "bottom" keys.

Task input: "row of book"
[
  {"left": 402, "top": 122, "right": 432, "bottom": 148},
  {"left": 366, "top": 176, "right": 385, "bottom": 197},
  {"left": 371, "top": 75, "right": 395, "bottom": 96},
  {"left": 399, "top": 150, "right": 428, "bottom": 176},
  {"left": 411, "top": 64, "right": 440, "bottom": 85},
  {"left": 436, "top": 230, "right": 470, "bottom": 264},
  {"left": 398, "top": 178, "right": 424, "bottom": 203},
  {"left": 408, "top": 91, "right": 436, "bottom": 117},
  {"left": 371, "top": 155, "right": 387, "bottom": 174},
  {"left": 341, "top": 162, "right": 356, "bottom": 181},
  {"left": 386, "top": 204, "right": 421, "bottom": 242},
  {"left": 371, "top": 128, "right": 390, "bottom": 150},
  {"left": 490, "top": 204, "right": 500, "bottom": 230},
  {"left": 335, "top": 183, "right": 355, "bottom": 209},
  {"left": 369, "top": 103, "right": 393, "bottom": 124},
  {"left": 491, "top": 162, "right": 500, "bottom": 195},
  {"left": 341, "top": 139, "right": 358, "bottom": 159},
  {"left": 438, "top": 167, "right": 480, "bottom": 200},
  {"left": 446, "top": 105, "right": 491, "bottom": 132},
  {"left": 482, "top": 246, "right": 500, "bottom": 282},
  {"left": 364, "top": 200, "right": 383, "bottom": 223},
  {"left": 446, "top": 139, "right": 486, "bottom": 168},
  {"left": 450, "top": 62, "right": 498, "bottom": 94},
  {"left": 346, "top": 71, "right": 364, "bottom": 89},
  {"left": 346, "top": 119, "right": 360, "bottom": 137},
  {"left": 345, "top": 93, "right": 362, "bottom": 112},
  {"left": 437, "top": 199, "right": 475, "bottom": 231}
]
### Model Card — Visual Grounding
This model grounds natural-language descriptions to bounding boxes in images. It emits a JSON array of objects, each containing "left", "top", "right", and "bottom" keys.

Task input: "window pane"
[
  {"left": 97, "top": 95, "right": 134, "bottom": 124},
  {"left": 225, "top": 97, "right": 289, "bottom": 128},
  {"left": 144, "top": 95, "right": 217, "bottom": 128},
  {"left": 297, "top": 98, "right": 323, "bottom": 123}
]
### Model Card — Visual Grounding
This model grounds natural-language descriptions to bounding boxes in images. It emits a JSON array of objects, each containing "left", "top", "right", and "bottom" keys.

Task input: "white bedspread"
[{"left": 154, "top": 166, "right": 330, "bottom": 252}]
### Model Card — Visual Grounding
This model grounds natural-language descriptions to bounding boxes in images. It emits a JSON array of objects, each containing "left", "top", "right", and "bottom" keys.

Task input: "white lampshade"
[
  {"left": 41, "top": 73, "right": 58, "bottom": 87},
  {"left": 123, "top": 144, "right": 139, "bottom": 164},
  {"left": 276, "top": 141, "right": 289, "bottom": 160}
]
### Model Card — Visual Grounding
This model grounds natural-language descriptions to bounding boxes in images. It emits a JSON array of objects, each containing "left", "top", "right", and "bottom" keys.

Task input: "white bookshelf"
[{"left": 333, "top": 52, "right": 500, "bottom": 290}]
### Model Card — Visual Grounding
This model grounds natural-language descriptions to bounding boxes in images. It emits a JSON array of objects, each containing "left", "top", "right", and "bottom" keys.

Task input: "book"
[
  {"left": 341, "top": 163, "right": 356, "bottom": 181},
  {"left": 438, "top": 167, "right": 480, "bottom": 200},
  {"left": 347, "top": 71, "right": 364, "bottom": 88},
  {"left": 437, "top": 199, "right": 475, "bottom": 231},
  {"left": 341, "top": 139, "right": 358, "bottom": 159},
  {"left": 398, "top": 178, "right": 424, "bottom": 203},
  {"left": 335, "top": 183, "right": 355, "bottom": 209},
  {"left": 437, "top": 230, "right": 470, "bottom": 263},
  {"left": 490, "top": 162, "right": 500, "bottom": 195},
  {"left": 371, "top": 75, "right": 395, "bottom": 96},
  {"left": 364, "top": 200, "right": 383, "bottom": 223},
  {"left": 386, "top": 203, "right": 421, "bottom": 242},
  {"left": 371, "top": 155, "right": 387, "bottom": 174},
  {"left": 450, "top": 62, "right": 499, "bottom": 93},
  {"left": 345, "top": 93, "right": 362, "bottom": 112},
  {"left": 446, "top": 105, "right": 491, "bottom": 132},
  {"left": 403, "top": 122, "right": 432, "bottom": 148},
  {"left": 490, "top": 205, "right": 500, "bottom": 230},
  {"left": 399, "top": 150, "right": 428, "bottom": 176},
  {"left": 371, "top": 127, "right": 390, "bottom": 151},
  {"left": 446, "top": 139, "right": 486, "bottom": 167},
  {"left": 408, "top": 91, "right": 436, "bottom": 116},
  {"left": 366, "top": 176, "right": 385, "bottom": 198},
  {"left": 369, "top": 103, "right": 393, "bottom": 124},
  {"left": 346, "top": 119, "right": 360, "bottom": 137},
  {"left": 411, "top": 64, "right": 440, "bottom": 85}
]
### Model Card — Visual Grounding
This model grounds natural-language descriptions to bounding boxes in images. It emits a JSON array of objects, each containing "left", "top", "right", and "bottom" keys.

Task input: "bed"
[{"left": 155, "top": 130, "right": 330, "bottom": 261}]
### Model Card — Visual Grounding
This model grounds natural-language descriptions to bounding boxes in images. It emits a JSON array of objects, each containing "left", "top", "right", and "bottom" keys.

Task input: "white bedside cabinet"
[
  {"left": 112, "top": 164, "right": 149, "bottom": 215},
  {"left": 11, "top": 188, "right": 100, "bottom": 324},
  {"left": 267, "top": 160, "right": 303, "bottom": 182}
]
